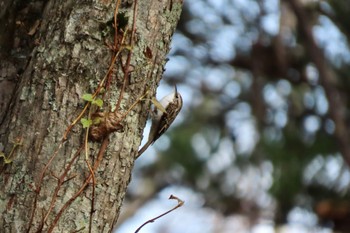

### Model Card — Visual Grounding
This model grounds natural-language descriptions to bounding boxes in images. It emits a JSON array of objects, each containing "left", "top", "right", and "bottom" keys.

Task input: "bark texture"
[{"left": 0, "top": 0, "right": 183, "bottom": 232}]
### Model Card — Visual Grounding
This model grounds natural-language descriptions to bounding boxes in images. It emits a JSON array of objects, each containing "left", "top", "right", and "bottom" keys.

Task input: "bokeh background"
[{"left": 117, "top": 0, "right": 350, "bottom": 232}]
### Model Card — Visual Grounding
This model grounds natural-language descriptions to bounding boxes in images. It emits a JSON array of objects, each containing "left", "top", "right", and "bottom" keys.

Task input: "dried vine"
[{"left": 27, "top": 1, "right": 147, "bottom": 232}]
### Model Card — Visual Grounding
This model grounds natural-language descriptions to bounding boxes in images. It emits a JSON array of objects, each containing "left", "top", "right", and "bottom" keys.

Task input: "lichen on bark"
[{"left": 0, "top": 0, "right": 183, "bottom": 232}]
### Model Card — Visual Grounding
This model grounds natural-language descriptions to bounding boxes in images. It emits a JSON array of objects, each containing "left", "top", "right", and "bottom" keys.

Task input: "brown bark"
[{"left": 0, "top": 0, "right": 183, "bottom": 232}]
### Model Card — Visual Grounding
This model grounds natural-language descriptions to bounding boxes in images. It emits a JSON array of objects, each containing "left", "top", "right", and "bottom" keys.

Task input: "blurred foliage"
[{"left": 132, "top": 0, "right": 350, "bottom": 232}]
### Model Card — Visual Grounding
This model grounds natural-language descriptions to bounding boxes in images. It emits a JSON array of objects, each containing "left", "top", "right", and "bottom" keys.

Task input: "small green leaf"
[
  {"left": 82, "top": 93, "right": 93, "bottom": 102},
  {"left": 92, "top": 98, "right": 103, "bottom": 107},
  {"left": 81, "top": 118, "right": 92, "bottom": 128}
]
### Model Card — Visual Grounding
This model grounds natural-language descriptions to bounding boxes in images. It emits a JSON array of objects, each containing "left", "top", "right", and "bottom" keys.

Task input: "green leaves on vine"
[
  {"left": 82, "top": 94, "right": 103, "bottom": 107},
  {"left": 81, "top": 93, "right": 104, "bottom": 128},
  {"left": 81, "top": 118, "right": 93, "bottom": 128}
]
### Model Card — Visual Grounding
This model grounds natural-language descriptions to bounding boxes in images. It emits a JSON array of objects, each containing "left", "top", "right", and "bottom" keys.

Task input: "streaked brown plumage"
[{"left": 137, "top": 86, "right": 183, "bottom": 158}]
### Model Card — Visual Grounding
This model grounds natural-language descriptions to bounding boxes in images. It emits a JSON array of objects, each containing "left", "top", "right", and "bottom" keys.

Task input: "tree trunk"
[{"left": 0, "top": 0, "right": 183, "bottom": 232}]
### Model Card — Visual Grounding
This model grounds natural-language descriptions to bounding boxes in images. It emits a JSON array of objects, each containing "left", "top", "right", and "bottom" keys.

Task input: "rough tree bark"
[{"left": 0, "top": 0, "right": 183, "bottom": 232}]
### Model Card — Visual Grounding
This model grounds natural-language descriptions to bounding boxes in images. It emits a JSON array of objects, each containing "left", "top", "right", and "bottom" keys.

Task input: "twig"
[
  {"left": 32, "top": 1, "right": 140, "bottom": 231},
  {"left": 84, "top": 120, "right": 96, "bottom": 233},
  {"left": 115, "top": 0, "right": 138, "bottom": 110},
  {"left": 27, "top": 139, "right": 67, "bottom": 233},
  {"left": 134, "top": 195, "right": 184, "bottom": 233},
  {"left": 40, "top": 145, "right": 84, "bottom": 230},
  {"left": 47, "top": 137, "right": 109, "bottom": 232}
]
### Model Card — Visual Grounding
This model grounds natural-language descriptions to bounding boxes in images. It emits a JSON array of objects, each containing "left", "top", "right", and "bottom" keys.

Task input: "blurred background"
[{"left": 117, "top": 0, "right": 350, "bottom": 232}]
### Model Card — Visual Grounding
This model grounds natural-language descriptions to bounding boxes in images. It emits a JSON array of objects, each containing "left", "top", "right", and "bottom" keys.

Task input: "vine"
[
  {"left": 27, "top": 1, "right": 147, "bottom": 232},
  {"left": 0, "top": 137, "right": 22, "bottom": 164},
  {"left": 25, "top": 0, "right": 183, "bottom": 232}
]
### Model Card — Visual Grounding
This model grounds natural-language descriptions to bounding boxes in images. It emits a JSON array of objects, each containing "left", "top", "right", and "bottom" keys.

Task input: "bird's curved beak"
[{"left": 174, "top": 85, "right": 178, "bottom": 95}]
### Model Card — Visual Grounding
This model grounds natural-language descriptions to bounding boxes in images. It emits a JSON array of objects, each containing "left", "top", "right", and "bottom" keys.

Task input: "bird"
[{"left": 137, "top": 86, "right": 183, "bottom": 158}]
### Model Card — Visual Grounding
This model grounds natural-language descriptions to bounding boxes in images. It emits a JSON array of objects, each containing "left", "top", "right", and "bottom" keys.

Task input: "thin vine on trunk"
[{"left": 0, "top": 0, "right": 183, "bottom": 232}]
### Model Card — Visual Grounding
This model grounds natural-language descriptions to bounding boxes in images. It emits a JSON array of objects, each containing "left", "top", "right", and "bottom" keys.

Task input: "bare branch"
[{"left": 134, "top": 195, "right": 184, "bottom": 233}]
